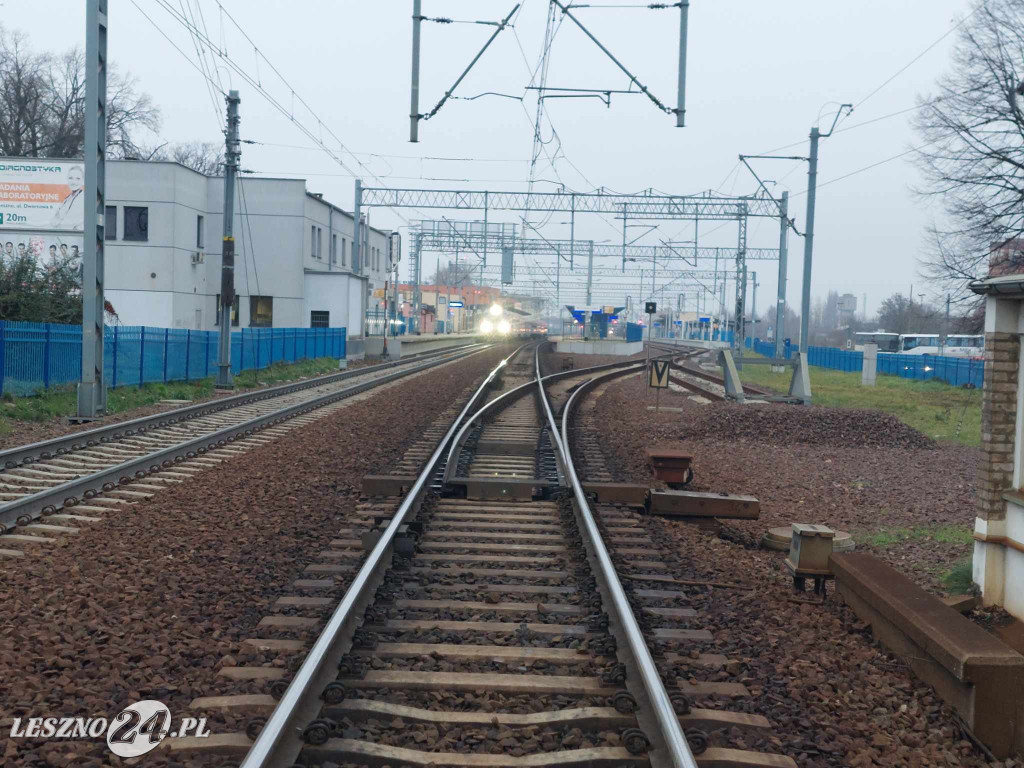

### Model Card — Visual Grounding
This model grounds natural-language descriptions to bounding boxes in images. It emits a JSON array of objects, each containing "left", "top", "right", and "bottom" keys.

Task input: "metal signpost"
[
  {"left": 649, "top": 357, "right": 670, "bottom": 413},
  {"left": 645, "top": 300, "right": 657, "bottom": 377}
]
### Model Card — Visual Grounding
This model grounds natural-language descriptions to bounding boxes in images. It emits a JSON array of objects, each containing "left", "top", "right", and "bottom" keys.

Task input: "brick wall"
[{"left": 978, "top": 331, "right": 1020, "bottom": 521}]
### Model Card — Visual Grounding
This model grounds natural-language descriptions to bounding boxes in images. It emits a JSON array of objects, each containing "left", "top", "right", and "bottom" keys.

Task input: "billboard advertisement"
[
  {"left": 0, "top": 232, "right": 83, "bottom": 282},
  {"left": 0, "top": 159, "right": 85, "bottom": 232}
]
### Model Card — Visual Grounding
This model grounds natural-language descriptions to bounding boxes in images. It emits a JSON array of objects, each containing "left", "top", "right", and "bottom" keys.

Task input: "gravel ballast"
[
  {"left": 570, "top": 368, "right": 1000, "bottom": 767},
  {"left": 587, "top": 373, "right": 976, "bottom": 590},
  {"left": 0, "top": 346, "right": 507, "bottom": 767}
]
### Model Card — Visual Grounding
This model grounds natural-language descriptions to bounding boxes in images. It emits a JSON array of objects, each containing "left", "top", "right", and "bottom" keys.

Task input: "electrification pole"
[
  {"left": 775, "top": 191, "right": 789, "bottom": 359},
  {"left": 751, "top": 271, "right": 757, "bottom": 339},
  {"left": 586, "top": 240, "right": 594, "bottom": 306},
  {"left": 216, "top": 90, "right": 241, "bottom": 389},
  {"left": 798, "top": 126, "right": 819, "bottom": 355},
  {"left": 410, "top": 0, "right": 422, "bottom": 142},
  {"left": 675, "top": 0, "right": 689, "bottom": 127},
  {"left": 799, "top": 105, "right": 850, "bottom": 353},
  {"left": 733, "top": 206, "right": 748, "bottom": 352},
  {"left": 78, "top": 0, "right": 108, "bottom": 420}
]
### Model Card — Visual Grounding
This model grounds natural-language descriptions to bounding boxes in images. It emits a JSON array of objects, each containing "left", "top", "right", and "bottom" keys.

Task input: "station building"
[
  {"left": 105, "top": 160, "right": 394, "bottom": 335},
  {"left": 971, "top": 268, "right": 1024, "bottom": 621},
  {"left": 4, "top": 157, "right": 393, "bottom": 336}
]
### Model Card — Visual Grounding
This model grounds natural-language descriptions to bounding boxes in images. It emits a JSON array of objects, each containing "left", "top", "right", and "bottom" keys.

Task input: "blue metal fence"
[
  {"left": 740, "top": 337, "right": 984, "bottom": 388},
  {"left": 0, "top": 321, "right": 347, "bottom": 397}
]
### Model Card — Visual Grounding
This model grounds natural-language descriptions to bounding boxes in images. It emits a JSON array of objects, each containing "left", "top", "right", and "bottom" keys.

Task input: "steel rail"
[
  {"left": 0, "top": 343, "right": 483, "bottom": 469},
  {"left": 442, "top": 349, "right": 679, "bottom": 486},
  {"left": 238, "top": 342, "right": 530, "bottom": 768},
  {"left": 538, "top": 361, "right": 699, "bottom": 768},
  {"left": 0, "top": 345, "right": 490, "bottom": 533}
]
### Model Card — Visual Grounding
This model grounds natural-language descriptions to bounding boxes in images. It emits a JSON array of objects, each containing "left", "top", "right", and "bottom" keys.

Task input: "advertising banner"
[
  {"left": 0, "top": 231, "right": 83, "bottom": 282},
  {"left": 0, "top": 158, "right": 85, "bottom": 232}
]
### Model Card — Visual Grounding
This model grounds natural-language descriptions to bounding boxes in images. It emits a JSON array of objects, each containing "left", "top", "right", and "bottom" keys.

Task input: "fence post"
[
  {"left": 205, "top": 332, "right": 211, "bottom": 378},
  {"left": 139, "top": 326, "right": 146, "bottom": 388},
  {"left": 256, "top": 328, "right": 261, "bottom": 370},
  {"left": 185, "top": 329, "right": 191, "bottom": 382},
  {"left": 112, "top": 326, "right": 119, "bottom": 388},
  {"left": 0, "top": 323, "right": 5, "bottom": 398},
  {"left": 43, "top": 323, "right": 51, "bottom": 390},
  {"left": 162, "top": 327, "right": 169, "bottom": 382}
]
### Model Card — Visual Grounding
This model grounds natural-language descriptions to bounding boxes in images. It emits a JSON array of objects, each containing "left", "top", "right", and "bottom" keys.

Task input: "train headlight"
[
  {"left": 497, "top": 319, "right": 511, "bottom": 334},
  {"left": 480, "top": 319, "right": 494, "bottom": 333},
  {"left": 489, "top": 304, "right": 503, "bottom": 317}
]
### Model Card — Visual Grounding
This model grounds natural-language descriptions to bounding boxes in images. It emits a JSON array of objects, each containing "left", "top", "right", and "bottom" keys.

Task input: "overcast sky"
[{"left": 7, "top": 0, "right": 973, "bottom": 321}]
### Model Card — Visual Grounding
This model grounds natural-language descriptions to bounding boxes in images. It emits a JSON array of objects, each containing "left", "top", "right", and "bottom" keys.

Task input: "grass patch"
[
  {"left": 943, "top": 558, "right": 975, "bottom": 594},
  {"left": 0, "top": 356, "right": 343, "bottom": 435},
  {"left": 858, "top": 524, "right": 974, "bottom": 549},
  {"left": 738, "top": 358, "right": 982, "bottom": 446}
]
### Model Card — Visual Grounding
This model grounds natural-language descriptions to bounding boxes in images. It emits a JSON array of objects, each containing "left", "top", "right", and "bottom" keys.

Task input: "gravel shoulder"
[
  {"left": 0, "top": 346, "right": 507, "bottom": 767},
  {"left": 582, "top": 372, "right": 998, "bottom": 767},
  {"left": 589, "top": 372, "right": 977, "bottom": 592}
]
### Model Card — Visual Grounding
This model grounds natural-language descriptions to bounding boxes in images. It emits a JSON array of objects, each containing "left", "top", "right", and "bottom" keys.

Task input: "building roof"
[
  {"left": 969, "top": 273, "right": 1024, "bottom": 298},
  {"left": 305, "top": 191, "right": 390, "bottom": 236}
]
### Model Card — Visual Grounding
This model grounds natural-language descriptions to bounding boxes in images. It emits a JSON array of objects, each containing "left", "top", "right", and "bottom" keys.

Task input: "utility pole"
[
  {"left": 799, "top": 105, "right": 851, "bottom": 354},
  {"left": 774, "top": 191, "right": 789, "bottom": 359},
  {"left": 216, "top": 89, "right": 241, "bottom": 389},
  {"left": 77, "top": 0, "right": 108, "bottom": 420}
]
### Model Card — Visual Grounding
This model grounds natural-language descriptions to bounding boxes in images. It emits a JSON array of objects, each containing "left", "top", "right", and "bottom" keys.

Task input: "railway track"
[
  {"left": 645, "top": 341, "right": 774, "bottom": 401},
  {"left": 176, "top": 343, "right": 793, "bottom": 768},
  {"left": 0, "top": 343, "right": 486, "bottom": 554}
]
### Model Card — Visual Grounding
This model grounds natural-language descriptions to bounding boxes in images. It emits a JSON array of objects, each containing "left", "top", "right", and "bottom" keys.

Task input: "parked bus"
[
  {"left": 854, "top": 332, "right": 900, "bottom": 353},
  {"left": 942, "top": 334, "right": 984, "bottom": 358},
  {"left": 899, "top": 334, "right": 941, "bottom": 354}
]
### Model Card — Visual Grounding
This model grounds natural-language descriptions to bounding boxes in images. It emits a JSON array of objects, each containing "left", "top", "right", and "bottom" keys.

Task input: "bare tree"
[
  {"left": 877, "top": 293, "right": 942, "bottom": 334},
  {"left": 912, "top": 0, "right": 1024, "bottom": 298},
  {"left": 0, "top": 26, "right": 160, "bottom": 159},
  {"left": 430, "top": 260, "right": 479, "bottom": 287},
  {"left": 141, "top": 141, "right": 224, "bottom": 174}
]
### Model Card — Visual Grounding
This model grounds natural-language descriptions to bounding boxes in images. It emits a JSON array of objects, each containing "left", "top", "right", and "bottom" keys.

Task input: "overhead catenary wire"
[{"left": 144, "top": 0, "right": 425, "bottom": 225}]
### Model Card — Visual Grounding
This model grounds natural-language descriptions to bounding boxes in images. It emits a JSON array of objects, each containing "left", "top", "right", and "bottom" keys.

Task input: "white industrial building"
[{"left": 99, "top": 159, "right": 390, "bottom": 335}]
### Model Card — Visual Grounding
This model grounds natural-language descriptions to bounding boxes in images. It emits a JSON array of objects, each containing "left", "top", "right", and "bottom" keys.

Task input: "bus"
[
  {"left": 942, "top": 335, "right": 984, "bottom": 358},
  {"left": 854, "top": 332, "right": 900, "bottom": 353},
  {"left": 899, "top": 334, "right": 941, "bottom": 354}
]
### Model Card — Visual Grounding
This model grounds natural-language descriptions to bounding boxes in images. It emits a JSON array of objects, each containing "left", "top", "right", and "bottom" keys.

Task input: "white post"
[{"left": 861, "top": 343, "right": 877, "bottom": 387}]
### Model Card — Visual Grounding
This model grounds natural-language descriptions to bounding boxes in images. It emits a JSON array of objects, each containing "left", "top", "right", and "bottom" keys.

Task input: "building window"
[
  {"left": 310, "top": 310, "right": 329, "bottom": 328},
  {"left": 341, "top": 238, "right": 347, "bottom": 266},
  {"left": 196, "top": 215, "right": 205, "bottom": 248},
  {"left": 312, "top": 226, "right": 324, "bottom": 259},
  {"left": 250, "top": 295, "right": 273, "bottom": 327},
  {"left": 104, "top": 206, "right": 117, "bottom": 240},
  {"left": 215, "top": 294, "right": 240, "bottom": 327},
  {"left": 331, "top": 233, "right": 337, "bottom": 264},
  {"left": 123, "top": 206, "right": 149, "bottom": 241}
]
